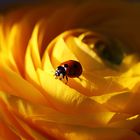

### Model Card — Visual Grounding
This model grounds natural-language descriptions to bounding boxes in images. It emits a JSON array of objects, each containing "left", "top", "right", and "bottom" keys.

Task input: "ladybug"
[{"left": 55, "top": 60, "right": 82, "bottom": 83}]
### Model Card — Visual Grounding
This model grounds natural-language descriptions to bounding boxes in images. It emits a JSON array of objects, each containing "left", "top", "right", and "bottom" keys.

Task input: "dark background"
[
  {"left": 0, "top": 0, "right": 139, "bottom": 12},
  {"left": 0, "top": 0, "right": 75, "bottom": 12}
]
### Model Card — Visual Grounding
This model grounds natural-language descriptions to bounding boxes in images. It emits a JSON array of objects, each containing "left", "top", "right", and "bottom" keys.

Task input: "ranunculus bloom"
[{"left": 0, "top": 1, "right": 140, "bottom": 140}]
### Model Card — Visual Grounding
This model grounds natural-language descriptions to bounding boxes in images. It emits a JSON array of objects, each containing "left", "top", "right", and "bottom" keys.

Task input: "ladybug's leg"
[
  {"left": 59, "top": 73, "right": 63, "bottom": 80},
  {"left": 54, "top": 75, "right": 57, "bottom": 79},
  {"left": 65, "top": 76, "right": 68, "bottom": 84},
  {"left": 78, "top": 77, "right": 82, "bottom": 81}
]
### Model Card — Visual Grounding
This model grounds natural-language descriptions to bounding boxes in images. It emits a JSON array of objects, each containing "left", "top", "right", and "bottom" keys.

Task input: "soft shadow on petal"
[
  {"left": 0, "top": 119, "right": 20, "bottom": 140},
  {"left": 21, "top": 120, "right": 140, "bottom": 140},
  {"left": 24, "top": 28, "right": 42, "bottom": 86},
  {"left": 63, "top": 127, "right": 140, "bottom": 140},
  {"left": 108, "top": 114, "right": 140, "bottom": 135},
  {"left": 0, "top": 12, "right": 35, "bottom": 76},
  {"left": 124, "top": 84, "right": 140, "bottom": 115},
  {"left": 0, "top": 94, "right": 54, "bottom": 140},
  {"left": 0, "top": 64, "right": 48, "bottom": 105},
  {"left": 0, "top": 92, "right": 114, "bottom": 128}
]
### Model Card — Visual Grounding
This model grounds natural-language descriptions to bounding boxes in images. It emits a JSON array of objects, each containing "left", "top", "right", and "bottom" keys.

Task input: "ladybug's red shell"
[{"left": 60, "top": 60, "right": 82, "bottom": 78}]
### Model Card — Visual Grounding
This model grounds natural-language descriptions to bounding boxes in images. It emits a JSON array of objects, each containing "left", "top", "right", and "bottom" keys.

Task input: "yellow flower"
[{"left": 0, "top": 1, "right": 140, "bottom": 140}]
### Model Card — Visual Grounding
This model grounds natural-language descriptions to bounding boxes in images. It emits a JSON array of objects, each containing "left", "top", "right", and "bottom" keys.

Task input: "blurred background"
[
  {"left": 0, "top": 0, "right": 139, "bottom": 13},
  {"left": 0, "top": 0, "right": 86, "bottom": 12},
  {"left": 0, "top": 0, "right": 50, "bottom": 12}
]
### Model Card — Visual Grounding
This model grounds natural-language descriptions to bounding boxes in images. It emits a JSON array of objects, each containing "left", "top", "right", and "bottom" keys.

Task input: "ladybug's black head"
[{"left": 55, "top": 66, "right": 66, "bottom": 77}]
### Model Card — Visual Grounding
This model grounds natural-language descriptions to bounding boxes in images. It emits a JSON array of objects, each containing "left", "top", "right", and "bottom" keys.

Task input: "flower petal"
[{"left": 0, "top": 64, "right": 48, "bottom": 105}]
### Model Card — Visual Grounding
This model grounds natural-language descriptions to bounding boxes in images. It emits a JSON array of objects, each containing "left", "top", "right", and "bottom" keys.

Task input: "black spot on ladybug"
[
  {"left": 64, "top": 64, "right": 69, "bottom": 68},
  {"left": 73, "top": 64, "right": 78, "bottom": 68}
]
